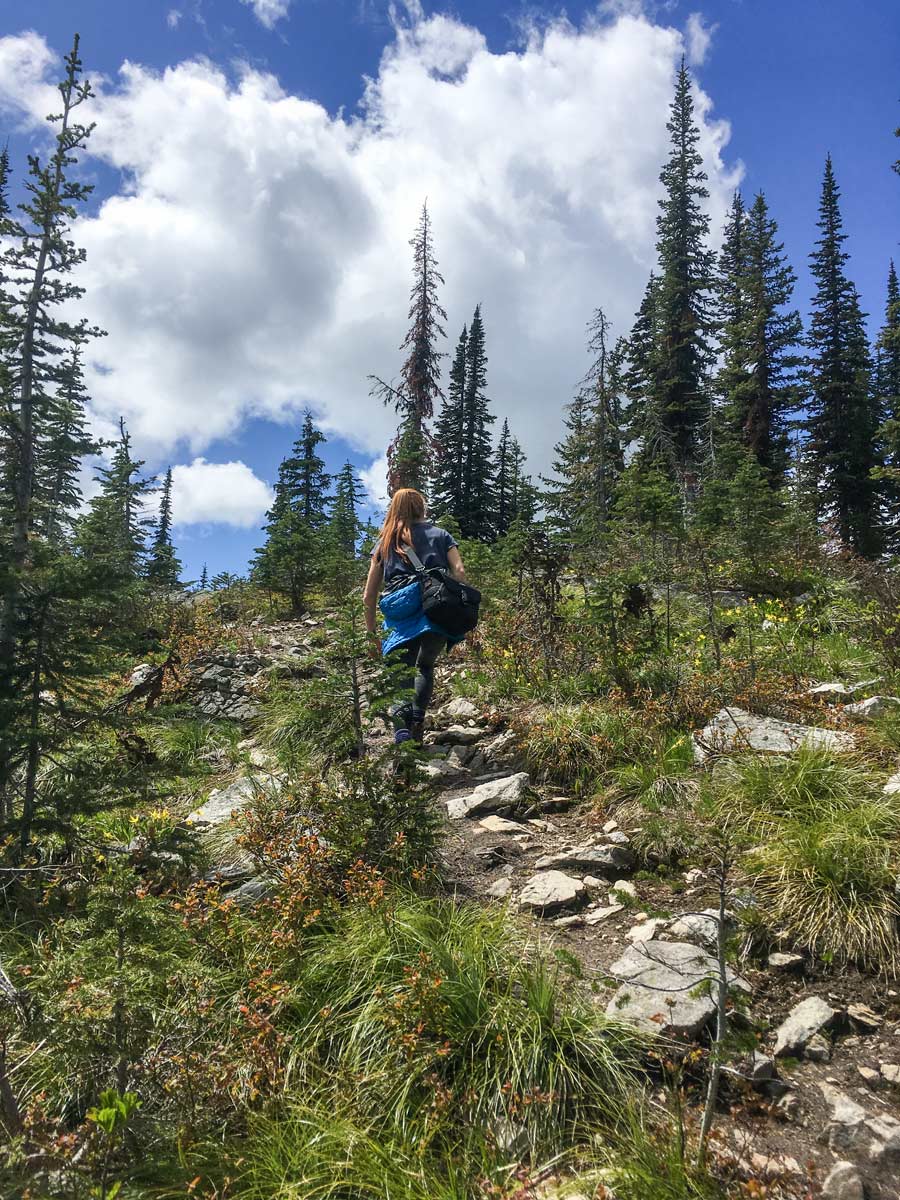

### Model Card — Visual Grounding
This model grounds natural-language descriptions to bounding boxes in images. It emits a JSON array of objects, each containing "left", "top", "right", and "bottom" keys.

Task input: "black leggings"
[{"left": 389, "top": 631, "right": 446, "bottom": 730}]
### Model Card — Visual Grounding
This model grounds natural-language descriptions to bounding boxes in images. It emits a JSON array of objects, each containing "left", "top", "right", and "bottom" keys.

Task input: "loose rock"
[
  {"left": 518, "top": 870, "right": 587, "bottom": 915},
  {"left": 442, "top": 697, "right": 480, "bottom": 721},
  {"left": 605, "top": 940, "right": 748, "bottom": 1038},
  {"left": 186, "top": 775, "right": 278, "bottom": 828},
  {"left": 533, "top": 844, "right": 635, "bottom": 874},
  {"left": 584, "top": 903, "right": 623, "bottom": 925},
  {"left": 843, "top": 695, "right": 900, "bottom": 718},
  {"left": 693, "top": 706, "right": 855, "bottom": 761},
  {"left": 478, "top": 815, "right": 527, "bottom": 834},
  {"left": 773, "top": 996, "right": 839, "bottom": 1057},
  {"left": 667, "top": 909, "right": 732, "bottom": 951},
  {"left": 821, "top": 1161, "right": 865, "bottom": 1200},
  {"left": 768, "top": 951, "right": 805, "bottom": 973},
  {"left": 445, "top": 772, "right": 530, "bottom": 819}
]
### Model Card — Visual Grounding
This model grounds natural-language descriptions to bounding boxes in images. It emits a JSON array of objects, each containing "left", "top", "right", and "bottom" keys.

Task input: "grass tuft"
[{"left": 711, "top": 748, "right": 900, "bottom": 972}]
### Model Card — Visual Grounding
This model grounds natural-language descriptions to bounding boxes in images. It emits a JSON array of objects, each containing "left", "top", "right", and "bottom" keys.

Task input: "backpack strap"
[{"left": 403, "top": 544, "right": 428, "bottom": 573}]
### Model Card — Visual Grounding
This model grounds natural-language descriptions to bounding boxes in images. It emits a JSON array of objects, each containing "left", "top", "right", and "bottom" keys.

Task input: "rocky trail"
[{"left": 163, "top": 616, "right": 900, "bottom": 1200}]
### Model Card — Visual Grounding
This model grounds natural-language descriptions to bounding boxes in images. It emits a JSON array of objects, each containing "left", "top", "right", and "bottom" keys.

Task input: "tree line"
[{"left": 369, "top": 61, "right": 900, "bottom": 567}]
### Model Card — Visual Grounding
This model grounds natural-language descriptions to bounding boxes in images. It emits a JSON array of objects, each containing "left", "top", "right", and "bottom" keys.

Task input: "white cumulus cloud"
[
  {"left": 241, "top": 0, "right": 292, "bottom": 29},
  {"left": 685, "top": 13, "right": 716, "bottom": 66},
  {"left": 0, "top": 9, "right": 740, "bottom": 483},
  {"left": 170, "top": 458, "right": 273, "bottom": 527}
]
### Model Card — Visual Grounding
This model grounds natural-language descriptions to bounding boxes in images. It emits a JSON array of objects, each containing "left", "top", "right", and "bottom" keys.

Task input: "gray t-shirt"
[{"left": 375, "top": 521, "right": 457, "bottom": 585}]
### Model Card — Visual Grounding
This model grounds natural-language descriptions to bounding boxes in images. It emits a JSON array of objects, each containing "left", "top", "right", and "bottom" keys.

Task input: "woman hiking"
[{"left": 363, "top": 488, "right": 469, "bottom": 745}]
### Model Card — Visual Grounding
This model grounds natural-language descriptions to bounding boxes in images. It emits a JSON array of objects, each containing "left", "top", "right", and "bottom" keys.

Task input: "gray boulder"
[
  {"left": 186, "top": 775, "right": 278, "bottom": 828},
  {"left": 427, "top": 724, "right": 486, "bottom": 746},
  {"left": 534, "top": 843, "right": 635, "bottom": 874},
  {"left": 843, "top": 695, "right": 900, "bottom": 718},
  {"left": 773, "top": 995, "right": 839, "bottom": 1057},
  {"left": 518, "top": 870, "right": 586, "bottom": 915},
  {"left": 667, "top": 909, "right": 733, "bottom": 951},
  {"left": 819, "top": 1082, "right": 900, "bottom": 1166},
  {"left": 605, "top": 940, "right": 749, "bottom": 1038},
  {"left": 821, "top": 1162, "right": 865, "bottom": 1200},
  {"left": 445, "top": 772, "right": 530, "bottom": 819},
  {"left": 442, "top": 697, "right": 480, "bottom": 721},
  {"left": 693, "top": 706, "right": 855, "bottom": 761}
]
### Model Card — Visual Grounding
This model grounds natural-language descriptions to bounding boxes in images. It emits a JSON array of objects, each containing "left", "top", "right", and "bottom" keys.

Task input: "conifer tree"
[
  {"left": 77, "top": 419, "right": 151, "bottom": 583},
  {"left": 716, "top": 191, "right": 803, "bottom": 481},
  {"left": 543, "top": 390, "right": 595, "bottom": 543},
  {"left": 199, "top": 564, "right": 209, "bottom": 591},
  {"left": 806, "top": 156, "right": 881, "bottom": 556},
  {"left": 371, "top": 203, "right": 447, "bottom": 493},
  {"left": 545, "top": 309, "right": 623, "bottom": 546},
  {"left": 32, "top": 347, "right": 97, "bottom": 546},
  {"left": 431, "top": 324, "right": 467, "bottom": 520},
  {"left": 252, "top": 413, "right": 331, "bottom": 614},
  {"left": 146, "top": 467, "right": 183, "bottom": 590},
  {"left": 459, "top": 304, "right": 496, "bottom": 540},
  {"left": 649, "top": 61, "right": 715, "bottom": 471},
  {"left": 874, "top": 262, "right": 900, "bottom": 546},
  {"left": 0, "top": 36, "right": 101, "bottom": 707},
  {"left": 583, "top": 308, "right": 625, "bottom": 530},
  {"left": 495, "top": 419, "right": 516, "bottom": 538},
  {"left": 329, "top": 460, "right": 366, "bottom": 556},
  {"left": 623, "top": 274, "right": 661, "bottom": 446}
]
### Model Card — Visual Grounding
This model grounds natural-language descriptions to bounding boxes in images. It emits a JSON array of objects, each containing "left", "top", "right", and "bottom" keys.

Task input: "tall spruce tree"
[
  {"left": 32, "top": 347, "right": 98, "bottom": 546},
  {"left": 648, "top": 61, "right": 715, "bottom": 472},
  {"left": 370, "top": 203, "right": 447, "bottom": 493},
  {"left": 545, "top": 309, "right": 623, "bottom": 545},
  {"left": 716, "top": 191, "right": 803, "bottom": 481},
  {"left": 875, "top": 262, "right": 900, "bottom": 546},
  {"left": 329, "top": 460, "right": 366, "bottom": 556},
  {"left": 583, "top": 308, "right": 625, "bottom": 530},
  {"left": 495, "top": 419, "right": 516, "bottom": 538},
  {"left": 146, "top": 467, "right": 183, "bottom": 590},
  {"left": 623, "top": 273, "right": 661, "bottom": 445},
  {"left": 459, "top": 304, "right": 496, "bottom": 540},
  {"left": 806, "top": 156, "right": 881, "bottom": 556},
  {"left": 0, "top": 37, "right": 101, "bottom": 746},
  {"left": 431, "top": 324, "right": 467, "bottom": 520},
  {"left": 252, "top": 413, "right": 331, "bottom": 614},
  {"left": 77, "top": 419, "right": 151, "bottom": 583}
]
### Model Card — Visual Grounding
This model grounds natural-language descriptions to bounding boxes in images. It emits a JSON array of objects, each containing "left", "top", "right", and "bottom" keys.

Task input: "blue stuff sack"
[{"left": 379, "top": 580, "right": 423, "bottom": 622}]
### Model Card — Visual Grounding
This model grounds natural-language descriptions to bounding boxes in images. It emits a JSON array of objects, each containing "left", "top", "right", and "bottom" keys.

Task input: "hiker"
[{"left": 363, "top": 487, "right": 469, "bottom": 745}]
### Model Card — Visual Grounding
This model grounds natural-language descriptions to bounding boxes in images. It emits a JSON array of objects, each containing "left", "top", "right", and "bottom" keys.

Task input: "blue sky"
[{"left": 1, "top": 0, "right": 898, "bottom": 581}]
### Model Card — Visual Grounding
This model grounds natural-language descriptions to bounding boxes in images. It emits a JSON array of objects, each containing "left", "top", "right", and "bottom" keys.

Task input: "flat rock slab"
[
  {"left": 534, "top": 844, "right": 635, "bottom": 874},
  {"left": 442, "top": 697, "right": 480, "bottom": 721},
  {"left": 806, "top": 682, "right": 852, "bottom": 699},
  {"left": 667, "top": 909, "right": 733, "bottom": 952},
  {"left": 821, "top": 1161, "right": 865, "bottom": 1200},
  {"left": 446, "top": 772, "right": 530, "bottom": 819},
  {"left": 843, "top": 695, "right": 900, "bottom": 718},
  {"left": 773, "top": 995, "right": 839, "bottom": 1057},
  {"left": 478, "top": 815, "right": 528, "bottom": 834},
  {"left": 426, "top": 724, "right": 487, "bottom": 746},
  {"left": 605, "top": 940, "right": 749, "bottom": 1038},
  {"left": 693, "top": 706, "right": 855, "bottom": 761},
  {"left": 584, "top": 903, "right": 623, "bottom": 925},
  {"left": 819, "top": 1083, "right": 900, "bottom": 1166},
  {"left": 186, "top": 774, "right": 279, "bottom": 828},
  {"left": 518, "top": 870, "right": 586, "bottom": 915}
]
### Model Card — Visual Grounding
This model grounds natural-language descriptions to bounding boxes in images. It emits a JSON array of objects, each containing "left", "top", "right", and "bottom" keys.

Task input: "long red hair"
[{"left": 379, "top": 488, "right": 426, "bottom": 560}]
